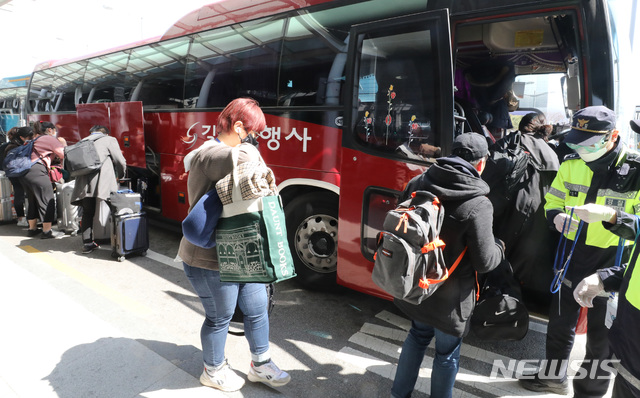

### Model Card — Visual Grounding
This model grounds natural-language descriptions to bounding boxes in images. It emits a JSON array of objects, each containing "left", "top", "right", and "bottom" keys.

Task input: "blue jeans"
[
  {"left": 183, "top": 263, "right": 271, "bottom": 368},
  {"left": 391, "top": 320, "right": 462, "bottom": 398}
]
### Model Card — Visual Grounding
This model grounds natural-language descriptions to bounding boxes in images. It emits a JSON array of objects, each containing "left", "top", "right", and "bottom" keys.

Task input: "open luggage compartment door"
[{"left": 76, "top": 101, "right": 146, "bottom": 169}]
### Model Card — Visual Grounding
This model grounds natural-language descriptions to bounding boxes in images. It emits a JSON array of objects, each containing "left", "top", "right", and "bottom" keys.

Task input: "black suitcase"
[
  {"left": 109, "top": 189, "right": 142, "bottom": 215},
  {"left": 111, "top": 211, "right": 149, "bottom": 262}
]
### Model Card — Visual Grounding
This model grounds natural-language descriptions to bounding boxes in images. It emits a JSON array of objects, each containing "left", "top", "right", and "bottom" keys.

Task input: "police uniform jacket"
[
  {"left": 394, "top": 156, "right": 505, "bottom": 338},
  {"left": 596, "top": 210, "right": 640, "bottom": 390},
  {"left": 544, "top": 142, "right": 640, "bottom": 283}
]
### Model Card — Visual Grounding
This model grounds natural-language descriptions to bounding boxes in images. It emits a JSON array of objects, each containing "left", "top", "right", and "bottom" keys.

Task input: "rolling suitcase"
[
  {"left": 0, "top": 197, "right": 13, "bottom": 222},
  {"left": 108, "top": 188, "right": 147, "bottom": 262},
  {"left": 110, "top": 211, "right": 149, "bottom": 262},
  {"left": 0, "top": 171, "right": 15, "bottom": 223},
  {"left": 55, "top": 181, "right": 79, "bottom": 235},
  {"left": 0, "top": 171, "right": 12, "bottom": 200}
]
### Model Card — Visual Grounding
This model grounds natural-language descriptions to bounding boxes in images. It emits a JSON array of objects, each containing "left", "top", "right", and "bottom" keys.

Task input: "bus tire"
[{"left": 284, "top": 192, "right": 338, "bottom": 290}]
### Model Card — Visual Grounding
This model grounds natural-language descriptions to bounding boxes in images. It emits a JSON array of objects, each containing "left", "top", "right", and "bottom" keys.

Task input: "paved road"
[{"left": 0, "top": 219, "right": 608, "bottom": 398}]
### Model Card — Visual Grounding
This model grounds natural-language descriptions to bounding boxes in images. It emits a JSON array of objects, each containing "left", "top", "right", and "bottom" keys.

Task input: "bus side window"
[
  {"left": 186, "top": 18, "right": 283, "bottom": 108},
  {"left": 280, "top": 15, "right": 348, "bottom": 107}
]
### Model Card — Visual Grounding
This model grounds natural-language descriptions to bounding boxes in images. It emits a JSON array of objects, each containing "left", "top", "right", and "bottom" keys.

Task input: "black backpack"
[
  {"left": 63, "top": 134, "right": 106, "bottom": 177},
  {"left": 482, "top": 132, "right": 530, "bottom": 200}
]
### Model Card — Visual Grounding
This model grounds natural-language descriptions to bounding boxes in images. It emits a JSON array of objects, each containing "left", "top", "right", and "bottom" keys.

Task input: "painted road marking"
[
  {"left": 146, "top": 249, "right": 183, "bottom": 270},
  {"left": 339, "top": 310, "right": 558, "bottom": 398},
  {"left": 18, "top": 245, "right": 152, "bottom": 317}
]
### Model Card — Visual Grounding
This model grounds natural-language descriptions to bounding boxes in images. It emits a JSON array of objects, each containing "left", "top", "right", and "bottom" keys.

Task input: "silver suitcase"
[
  {"left": 0, "top": 197, "right": 13, "bottom": 222},
  {"left": 0, "top": 171, "right": 12, "bottom": 200},
  {"left": 56, "top": 181, "right": 79, "bottom": 235}
]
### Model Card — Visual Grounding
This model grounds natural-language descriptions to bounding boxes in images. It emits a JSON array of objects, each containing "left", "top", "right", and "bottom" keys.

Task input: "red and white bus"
[{"left": 27, "top": 0, "right": 635, "bottom": 296}]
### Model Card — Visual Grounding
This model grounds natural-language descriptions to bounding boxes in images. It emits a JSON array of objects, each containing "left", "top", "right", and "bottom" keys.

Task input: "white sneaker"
[
  {"left": 248, "top": 360, "right": 291, "bottom": 387},
  {"left": 199, "top": 360, "right": 245, "bottom": 392},
  {"left": 16, "top": 218, "right": 28, "bottom": 227}
]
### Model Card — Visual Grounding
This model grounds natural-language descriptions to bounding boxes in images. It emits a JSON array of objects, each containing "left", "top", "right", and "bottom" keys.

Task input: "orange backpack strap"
[
  {"left": 419, "top": 247, "right": 468, "bottom": 289},
  {"left": 475, "top": 270, "right": 480, "bottom": 301}
]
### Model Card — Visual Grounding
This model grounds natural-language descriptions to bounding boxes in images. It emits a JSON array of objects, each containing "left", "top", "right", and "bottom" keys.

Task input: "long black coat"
[
  {"left": 490, "top": 133, "right": 560, "bottom": 294},
  {"left": 394, "top": 156, "right": 505, "bottom": 338}
]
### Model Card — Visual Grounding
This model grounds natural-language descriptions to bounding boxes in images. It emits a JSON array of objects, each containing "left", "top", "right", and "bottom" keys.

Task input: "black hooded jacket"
[{"left": 394, "top": 156, "right": 505, "bottom": 337}]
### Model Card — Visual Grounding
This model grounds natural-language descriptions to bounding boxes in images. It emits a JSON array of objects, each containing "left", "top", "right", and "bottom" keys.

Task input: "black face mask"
[{"left": 241, "top": 134, "right": 259, "bottom": 149}]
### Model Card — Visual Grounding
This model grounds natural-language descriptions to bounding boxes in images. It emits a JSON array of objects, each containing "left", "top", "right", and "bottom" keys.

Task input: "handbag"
[
  {"left": 181, "top": 188, "right": 223, "bottom": 249},
  {"left": 214, "top": 147, "right": 296, "bottom": 283},
  {"left": 48, "top": 165, "right": 64, "bottom": 183}
]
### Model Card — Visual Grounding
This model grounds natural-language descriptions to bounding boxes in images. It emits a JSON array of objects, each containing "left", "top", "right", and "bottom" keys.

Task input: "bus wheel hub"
[{"left": 294, "top": 214, "right": 338, "bottom": 274}]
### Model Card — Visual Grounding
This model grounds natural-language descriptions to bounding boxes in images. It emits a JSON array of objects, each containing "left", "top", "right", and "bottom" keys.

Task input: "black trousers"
[
  {"left": 544, "top": 282, "right": 611, "bottom": 397},
  {"left": 613, "top": 373, "right": 640, "bottom": 398},
  {"left": 80, "top": 197, "right": 97, "bottom": 243},
  {"left": 22, "top": 163, "right": 55, "bottom": 223},
  {"left": 8, "top": 176, "right": 25, "bottom": 218}
]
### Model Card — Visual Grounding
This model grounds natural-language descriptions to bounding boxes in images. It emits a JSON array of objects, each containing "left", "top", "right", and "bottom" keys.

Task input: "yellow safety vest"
[
  {"left": 544, "top": 148, "right": 640, "bottom": 249},
  {"left": 625, "top": 247, "right": 640, "bottom": 309}
]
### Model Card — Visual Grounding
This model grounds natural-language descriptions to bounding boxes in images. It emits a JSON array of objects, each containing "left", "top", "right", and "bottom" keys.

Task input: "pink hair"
[{"left": 217, "top": 97, "right": 266, "bottom": 134}]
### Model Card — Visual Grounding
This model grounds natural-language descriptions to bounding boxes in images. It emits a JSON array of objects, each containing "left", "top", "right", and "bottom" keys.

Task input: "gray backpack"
[
  {"left": 372, "top": 190, "right": 466, "bottom": 305},
  {"left": 63, "top": 134, "right": 105, "bottom": 177}
]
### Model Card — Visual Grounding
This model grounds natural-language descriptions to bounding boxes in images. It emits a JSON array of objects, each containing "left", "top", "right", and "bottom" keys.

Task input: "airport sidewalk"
[{"left": 0, "top": 236, "right": 227, "bottom": 398}]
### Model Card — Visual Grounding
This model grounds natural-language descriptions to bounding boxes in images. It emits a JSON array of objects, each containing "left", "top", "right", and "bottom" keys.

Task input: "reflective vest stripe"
[
  {"left": 564, "top": 182, "right": 589, "bottom": 193},
  {"left": 547, "top": 186, "right": 566, "bottom": 201},
  {"left": 613, "top": 354, "right": 640, "bottom": 391}
]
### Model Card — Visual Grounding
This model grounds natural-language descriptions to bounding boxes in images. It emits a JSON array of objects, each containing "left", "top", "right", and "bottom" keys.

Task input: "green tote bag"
[{"left": 215, "top": 148, "right": 296, "bottom": 283}]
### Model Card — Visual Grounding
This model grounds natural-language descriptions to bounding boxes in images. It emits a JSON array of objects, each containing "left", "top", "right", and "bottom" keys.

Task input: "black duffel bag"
[{"left": 471, "top": 260, "right": 529, "bottom": 341}]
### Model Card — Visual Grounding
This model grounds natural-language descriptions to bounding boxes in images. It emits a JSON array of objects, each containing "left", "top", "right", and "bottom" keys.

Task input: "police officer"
[
  {"left": 571, "top": 202, "right": 640, "bottom": 398},
  {"left": 520, "top": 106, "right": 640, "bottom": 397}
]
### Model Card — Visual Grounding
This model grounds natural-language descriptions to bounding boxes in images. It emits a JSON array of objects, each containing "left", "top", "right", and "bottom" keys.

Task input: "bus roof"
[
  {"left": 160, "top": 0, "right": 342, "bottom": 40},
  {"left": 32, "top": 36, "right": 162, "bottom": 72},
  {"left": 32, "top": 0, "right": 345, "bottom": 72}
]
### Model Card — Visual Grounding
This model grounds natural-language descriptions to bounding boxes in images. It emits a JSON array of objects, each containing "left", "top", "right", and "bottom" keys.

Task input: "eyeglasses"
[{"left": 566, "top": 133, "right": 611, "bottom": 153}]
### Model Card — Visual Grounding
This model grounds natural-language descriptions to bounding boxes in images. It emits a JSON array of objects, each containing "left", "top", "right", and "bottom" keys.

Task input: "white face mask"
[{"left": 576, "top": 145, "right": 609, "bottom": 162}]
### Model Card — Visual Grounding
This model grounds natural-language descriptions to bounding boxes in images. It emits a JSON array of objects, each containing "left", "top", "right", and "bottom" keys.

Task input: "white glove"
[
  {"left": 573, "top": 273, "right": 605, "bottom": 308},
  {"left": 553, "top": 213, "right": 579, "bottom": 233},
  {"left": 571, "top": 204, "right": 616, "bottom": 224}
]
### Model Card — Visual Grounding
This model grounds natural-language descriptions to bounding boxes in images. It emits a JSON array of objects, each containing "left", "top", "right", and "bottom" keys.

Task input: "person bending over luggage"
[
  {"left": 70, "top": 125, "right": 126, "bottom": 253},
  {"left": 178, "top": 97, "right": 291, "bottom": 393},
  {"left": 489, "top": 112, "right": 560, "bottom": 296},
  {"left": 35, "top": 121, "right": 66, "bottom": 146},
  {"left": 391, "top": 133, "right": 505, "bottom": 398},
  {"left": 22, "top": 125, "right": 65, "bottom": 239},
  {"left": 2, "top": 127, "right": 31, "bottom": 227}
]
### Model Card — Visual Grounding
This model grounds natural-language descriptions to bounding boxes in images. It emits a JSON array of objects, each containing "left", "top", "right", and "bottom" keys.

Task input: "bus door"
[
  {"left": 77, "top": 101, "right": 146, "bottom": 168},
  {"left": 338, "top": 10, "right": 454, "bottom": 297}
]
